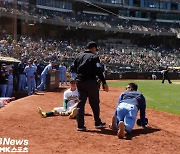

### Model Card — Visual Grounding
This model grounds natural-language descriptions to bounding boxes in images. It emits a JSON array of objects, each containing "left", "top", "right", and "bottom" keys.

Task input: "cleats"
[
  {"left": 69, "top": 108, "right": 77, "bottom": 119},
  {"left": 37, "top": 107, "right": 47, "bottom": 118},
  {"left": 95, "top": 122, "right": 106, "bottom": 129},
  {"left": 117, "top": 121, "right": 125, "bottom": 139},
  {"left": 77, "top": 126, "right": 86, "bottom": 131}
]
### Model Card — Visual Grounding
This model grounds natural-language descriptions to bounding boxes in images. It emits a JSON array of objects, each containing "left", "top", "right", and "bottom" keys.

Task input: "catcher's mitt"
[{"left": 136, "top": 118, "right": 148, "bottom": 126}]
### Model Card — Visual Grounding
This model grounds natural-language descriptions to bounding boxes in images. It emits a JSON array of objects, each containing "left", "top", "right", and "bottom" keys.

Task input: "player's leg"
[
  {"left": 69, "top": 103, "right": 78, "bottom": 119},
  {"left": 54, "top": 107, "right": 69, "bottom": 116},
  {"left": 109, "top": 115, "right": 118, "bottom": 132},
  {"left": 167, "top": 77, "right": 172, "bottom": 84},
  {"left": 124, "top": 107, "right": 138, "bottom": 133},
  {"left": 37, "top": 107, "right": 47, "bottom": 118},
  {"left": 37, "top": 107, "right": 61, "bottom": 118},
  {"left": 27, "top": 78, "right": 31, "bottom": 95},
  {"left": 0, "top": 84, "right": 7, "bottom": 97},
  {"left": 162, "top": 75, "right": 165, "bottom": 83},
  {"left": 116, "top": 106, "right": 128, "bottom": 138},
  {"left": 31, "top": 78, "right": 36, "bottom": 94}
]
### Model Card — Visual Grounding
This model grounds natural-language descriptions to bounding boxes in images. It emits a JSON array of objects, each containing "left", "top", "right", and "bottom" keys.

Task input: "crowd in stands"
[
  {"left": 0, "top": 1, "right": 180, "bottom": 35},
  {"left": 0, "top": 27, "right": 180, "bottom": 98},
  {"left": 0, "top": 28, "right": 179, "bottom": 74}
]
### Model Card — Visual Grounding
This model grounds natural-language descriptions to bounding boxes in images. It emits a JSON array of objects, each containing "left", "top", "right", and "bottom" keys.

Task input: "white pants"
[{"left": 54, "top": 102, "right": 78, "bottom": 114}]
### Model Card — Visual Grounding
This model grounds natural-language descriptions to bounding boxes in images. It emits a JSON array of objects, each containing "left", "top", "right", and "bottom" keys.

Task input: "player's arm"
[
  {"left": 63, "top": 99, "right": 68, "bottom": 110},
  {"left": 138, "top": 95, "right": 147, "bottom": 127}
]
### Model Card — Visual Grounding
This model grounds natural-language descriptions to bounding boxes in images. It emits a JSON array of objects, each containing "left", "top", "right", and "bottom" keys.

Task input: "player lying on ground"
[
  {"left": 37, "top": 78, "right": 79, "bottom": 119},
  {"left": 109, "top": 83, "right": 148, "bottom": 139}
]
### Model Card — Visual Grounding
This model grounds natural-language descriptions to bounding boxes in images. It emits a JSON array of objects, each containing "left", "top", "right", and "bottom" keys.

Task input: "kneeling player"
[{"left": 109, "top": 83, "right": 148, "bottom": 138}]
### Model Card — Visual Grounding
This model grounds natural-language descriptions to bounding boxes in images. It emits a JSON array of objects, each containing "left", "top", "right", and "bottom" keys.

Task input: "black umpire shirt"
[{"left": 74, "top": 50, "right": 106, "bottom": 84}]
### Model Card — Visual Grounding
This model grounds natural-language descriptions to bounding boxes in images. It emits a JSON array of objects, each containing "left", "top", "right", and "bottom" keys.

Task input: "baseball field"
[{"left": 0, "top": 80, "right": 180, "bottom": 153}]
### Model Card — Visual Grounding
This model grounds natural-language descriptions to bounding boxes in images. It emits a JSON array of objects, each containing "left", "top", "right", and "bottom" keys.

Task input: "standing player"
[
  {"left": 6, "top": 68, "right": 13, "bottom": 97},
  {"left": 24, "top": 59, "right": 37, "bottom": 95},
  {"left": 59, "top": 63, "right": 68, "bottom": 86},
  {"left": 37, "top": 78, "right": 78, "bottom": 119},
  {"left": 109, "top": 83, "right": 147, "bottom": 139},
  {"left": 70, "top": 63, "right": 77, "bottom": 78},
  {"left": 18, "top": 58, "right": 27, "bottom": 91},
  {"left": 161, "top": 66, "right": 172, "bottom": 84}
]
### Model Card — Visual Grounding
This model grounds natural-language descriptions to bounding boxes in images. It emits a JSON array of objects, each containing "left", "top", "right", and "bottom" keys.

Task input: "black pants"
[
  {"left": 162, "top": 75, "right": 172, "bottom": 84},
  {"left": 76, "top": 80, "right": 101, "bottom": 128}
]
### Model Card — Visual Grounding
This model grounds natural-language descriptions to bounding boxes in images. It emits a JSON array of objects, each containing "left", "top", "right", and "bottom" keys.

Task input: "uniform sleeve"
[
  {"left": 63, "top": 99, "right": 68, "bottom": 110},
  {"left": 63, "top": 90, "right": 68, "bottom": 100},
  {"left": 95, "top": 57, "right": 106, "bottom": 84}
]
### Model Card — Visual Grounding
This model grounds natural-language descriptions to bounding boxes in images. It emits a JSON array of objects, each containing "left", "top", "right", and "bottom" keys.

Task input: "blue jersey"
[
  {"left": 24, "top": 65, "right": 37, "bottom": 78},
  {"left": 41, "top": 64, "right": 52, "bottom": 75},
  {"left": 115, "top": 90, "right": 146, "bottom": 126},
  {"left": 8, "top": 74, "right": 13, "bottom": 85},
  {"left": 59, "top": 66, "right": 66, "bottom": 75}
]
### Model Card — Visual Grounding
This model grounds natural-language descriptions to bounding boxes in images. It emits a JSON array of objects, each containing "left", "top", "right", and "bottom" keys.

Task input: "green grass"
[{"left": 107, "top": 80, "right": 180, "bottom": 115}]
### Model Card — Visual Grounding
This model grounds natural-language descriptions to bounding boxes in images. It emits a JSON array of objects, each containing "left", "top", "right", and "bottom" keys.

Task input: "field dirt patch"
[{"left": 0, "top": 86, "right": 179, "bottom": 154}]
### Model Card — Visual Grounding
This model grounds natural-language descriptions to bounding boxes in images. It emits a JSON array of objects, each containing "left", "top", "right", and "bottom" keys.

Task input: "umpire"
[{"left": 74, "top": 41, "right": 109, "bottom": 131}]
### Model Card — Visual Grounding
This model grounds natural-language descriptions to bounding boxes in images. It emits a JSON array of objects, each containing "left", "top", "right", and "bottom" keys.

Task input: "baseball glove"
[{"left": 136, "top": 118, "right": 148, "bottom": 126}]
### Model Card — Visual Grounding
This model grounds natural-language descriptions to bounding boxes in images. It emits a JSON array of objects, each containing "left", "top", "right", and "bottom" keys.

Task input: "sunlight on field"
[{"left": 107, "top": 80, "right": 180, "bottom": 115}]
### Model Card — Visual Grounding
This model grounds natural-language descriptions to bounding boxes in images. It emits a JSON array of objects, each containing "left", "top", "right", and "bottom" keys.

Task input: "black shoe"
[
  {"left": 77, "top": 126, "right": 86, "bottom": 131},
  {"left": 95, "top": 122, "right": 106, "bottom": 129}
]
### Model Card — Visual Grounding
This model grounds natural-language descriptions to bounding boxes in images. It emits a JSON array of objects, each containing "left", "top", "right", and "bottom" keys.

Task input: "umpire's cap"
[{"left": 87, "top": 41, "right": 98, "bottom": 49}]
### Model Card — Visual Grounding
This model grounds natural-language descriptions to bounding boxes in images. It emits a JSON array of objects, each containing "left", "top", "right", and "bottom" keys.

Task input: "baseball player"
[
  {"left": 6, "top": 68, "right": 13, "bottom": 97},
  {"left": 0, "top": 64, "right": 9, "bottom": 97},
  {"left": 161, "top": 66, "right": 172, "bottom": 84},
  {"left": 37, "top": 61, "right": 56, "bottom": 91},
  {"left": 37, "top": 78, "right": 78, "bottom": 119},
  {"left": 18, "top": 58, "right": 27, "bottom": 91},
  {"left": 59, "top": 63, "right": 68, "bottom": 86},
  {"left": 109, "top": 83, "right": 147, "bottom": 139},
  {"left": 24, "top": 59, "right": 37, "bottom": 95}
]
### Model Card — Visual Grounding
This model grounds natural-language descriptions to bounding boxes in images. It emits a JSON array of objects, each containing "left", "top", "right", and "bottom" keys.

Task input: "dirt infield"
[{"left": 0, "top": 86, "right": 180, "bottom": 154}]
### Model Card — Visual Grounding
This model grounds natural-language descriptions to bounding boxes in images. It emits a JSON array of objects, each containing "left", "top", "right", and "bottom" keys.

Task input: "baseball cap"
[
  {"left": 70, "top": 77, "right": 76, "bottom": 83},
  {"left": 28, "top": 59, "right": 33, "bottom": 63},
  {"left": 86, "top": 41, "right": 98, "bottom": 49}
]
